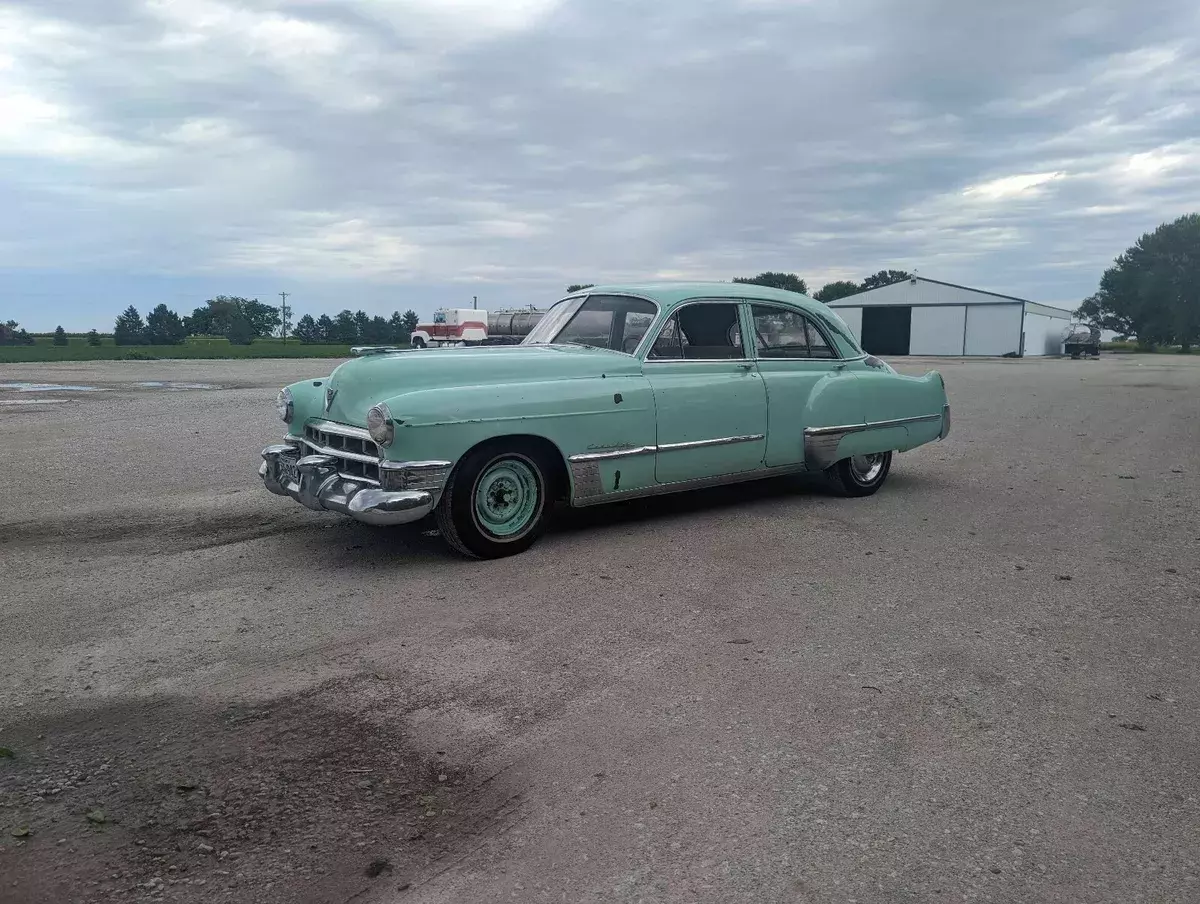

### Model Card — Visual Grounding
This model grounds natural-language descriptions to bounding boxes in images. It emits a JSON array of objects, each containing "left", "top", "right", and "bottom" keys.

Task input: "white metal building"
[{"left": 826, "top": 276, "right": 1075, "bottom": 357}]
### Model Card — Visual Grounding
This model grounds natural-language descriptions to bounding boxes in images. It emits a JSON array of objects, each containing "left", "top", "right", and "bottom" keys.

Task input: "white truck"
[
  {"left": 409, "top": 306, "right": 547, "bottom": 349},
  {"left": 409, "top": 308, "right": 489, "bottom": 349}
]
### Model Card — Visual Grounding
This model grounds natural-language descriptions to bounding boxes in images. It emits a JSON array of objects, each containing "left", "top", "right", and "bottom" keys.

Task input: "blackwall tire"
[
  {"left": 826, "top": 451, "right": 892, "bottom": 498},
  {"left": 434, "top": 443, "right": 552, "bottom": 559}
]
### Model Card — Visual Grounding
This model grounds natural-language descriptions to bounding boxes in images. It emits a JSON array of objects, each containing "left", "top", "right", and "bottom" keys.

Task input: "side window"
[
  {"left": 648, "top": 313, "right": 689, "bottom": 359},
  {"left": 805, "top": 320, "right": 835, "bottom": 358},
  {"left": 751, "top": 305, "right": 840, "bottom": 359},
  {"left": 752, "top": 306, "right": 809, "bottom": 357},
  {"left": 648, "top": 303, "right": 745, "bottom": 360},
  {"left": 618, "top": 309, "right": 656, "bottom": 354}
]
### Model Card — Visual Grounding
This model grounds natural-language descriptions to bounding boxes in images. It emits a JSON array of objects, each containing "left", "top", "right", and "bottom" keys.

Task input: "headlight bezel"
[
  {"left": 276, "top": 387, "right": 294, "bottom": 424},
  {"left": 366, "top": 402, "right": 395, "bottom": 447}
]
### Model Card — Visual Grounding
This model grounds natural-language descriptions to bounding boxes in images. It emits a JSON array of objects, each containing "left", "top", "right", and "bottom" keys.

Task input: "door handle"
[{"left": 736, "top": 363, "right": 754, "bottom": 371}]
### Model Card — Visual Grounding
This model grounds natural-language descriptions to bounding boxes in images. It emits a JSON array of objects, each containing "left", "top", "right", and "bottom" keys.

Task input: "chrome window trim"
[
  {"left": 640, "top": 297, "right": 754, "bottom": 363},
  {"left": 747, "top": 302, "right": 844, "bottom": 362},
  {"left": 642, "top": 358, "right": 755, "bottom": 365}
]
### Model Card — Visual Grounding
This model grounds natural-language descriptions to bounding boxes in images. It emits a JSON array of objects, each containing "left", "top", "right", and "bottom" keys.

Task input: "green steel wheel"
[{"left": 435, "top": 443, "right": 553, "bottom": 559}]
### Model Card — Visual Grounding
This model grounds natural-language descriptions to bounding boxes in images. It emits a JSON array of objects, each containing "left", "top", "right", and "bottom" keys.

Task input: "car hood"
[{"left": 318, "top": 344, "right": 642, "bottom": 426}]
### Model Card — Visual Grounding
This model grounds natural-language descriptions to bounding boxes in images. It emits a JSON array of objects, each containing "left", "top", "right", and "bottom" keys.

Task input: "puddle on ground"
[
  {"left": 134, "top": 381, "right": 219, "bottom": 390},
  {"left": 0, "top": 382, "right": 106, "bottom": 392}
]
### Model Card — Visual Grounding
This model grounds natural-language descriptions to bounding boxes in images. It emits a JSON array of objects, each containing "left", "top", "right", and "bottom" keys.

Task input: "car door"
[
  {"left": 750, "top": 303, "right": 860, "bottom": 468},
  {"left": 642, "top": 300, "right": 767, "bottom": 484}
]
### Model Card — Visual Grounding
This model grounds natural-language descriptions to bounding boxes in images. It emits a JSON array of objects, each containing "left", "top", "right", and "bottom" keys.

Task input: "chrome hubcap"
[{"left": 849, "top": 453, "right": 884, "bottom": 484}]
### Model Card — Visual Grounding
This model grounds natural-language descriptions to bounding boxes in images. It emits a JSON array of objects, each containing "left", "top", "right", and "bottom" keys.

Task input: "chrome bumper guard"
[
  {"left": 939, "top": 403, "right": 951, "bottom": 440},
  {"left": 259, "top": 443, "right": 439, "bottom": 527}
]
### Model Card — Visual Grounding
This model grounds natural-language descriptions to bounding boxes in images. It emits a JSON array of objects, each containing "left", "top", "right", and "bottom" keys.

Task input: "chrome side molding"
[{"left": 803, "top": 412, "right": 943, "bottom": 470}]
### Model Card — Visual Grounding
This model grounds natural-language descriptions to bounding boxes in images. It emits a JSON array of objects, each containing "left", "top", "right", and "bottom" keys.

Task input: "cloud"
[
  {"left": 1, "top": 0, "right": 1199, "bottom": 326},
  {"left": 963, "top": 172, "right": 1066, "bottom": 201}
]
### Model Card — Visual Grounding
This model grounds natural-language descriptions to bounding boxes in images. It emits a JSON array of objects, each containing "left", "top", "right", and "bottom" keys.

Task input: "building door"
[{"left": 860, "top": 306, "right": 912, "bottom": 356}]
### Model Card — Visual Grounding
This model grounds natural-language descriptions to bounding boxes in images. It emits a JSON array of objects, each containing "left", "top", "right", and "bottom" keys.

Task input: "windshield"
[{"left": 522, "top": 294, "right": 658, "bottom": 354}]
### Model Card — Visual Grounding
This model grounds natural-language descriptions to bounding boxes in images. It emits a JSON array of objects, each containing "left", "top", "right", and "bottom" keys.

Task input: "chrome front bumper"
[{"left": 259, "top": 443, "right": 436, "bottom": 527}]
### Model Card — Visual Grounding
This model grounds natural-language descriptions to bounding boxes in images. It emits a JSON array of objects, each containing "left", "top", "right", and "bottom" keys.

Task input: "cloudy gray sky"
[{"left": 2, "top": 0, "right": 1198, "bottom": 330}]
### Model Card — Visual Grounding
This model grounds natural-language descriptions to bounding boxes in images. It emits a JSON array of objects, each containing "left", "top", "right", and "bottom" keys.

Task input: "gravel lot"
[{"left": 2, "top": 354, "right": 1198, "bottom": 904}]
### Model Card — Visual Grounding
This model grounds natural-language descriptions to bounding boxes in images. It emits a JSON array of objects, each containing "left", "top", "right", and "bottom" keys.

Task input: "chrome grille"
[{"left": 302, "top": 422, "right": 381, "bottom": 484}]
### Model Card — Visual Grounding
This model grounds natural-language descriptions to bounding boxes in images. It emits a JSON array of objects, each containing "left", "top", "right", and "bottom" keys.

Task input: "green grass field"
[{"left": 0, "top": 335, "right": 367, "bottom": 363}]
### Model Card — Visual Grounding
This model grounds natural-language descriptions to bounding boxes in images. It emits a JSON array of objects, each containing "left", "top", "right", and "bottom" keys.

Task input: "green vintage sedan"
[{"left": 260, "top": 283, "right": 950, "bottom": 558}]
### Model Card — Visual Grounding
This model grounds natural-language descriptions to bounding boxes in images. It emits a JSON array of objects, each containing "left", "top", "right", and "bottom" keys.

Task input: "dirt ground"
[{"left": 1, "top": 354, "right": 1198, "bottom": 903}]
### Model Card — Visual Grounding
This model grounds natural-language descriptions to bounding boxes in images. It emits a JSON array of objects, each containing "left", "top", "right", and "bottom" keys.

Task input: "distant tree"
[
  {"left": 388, "top": 312, "right": 407, "bottom": 343},
  {"left": 567, "top": 283, "right": 595, "bottom": 293},
  {"left": 732, "top": 272, "right": 808, "bottom": 295},
  {"left": 363, "top": 315, "right": 389, "bottom": 344},
  {"left": 0, "top": 320, "right": 35, "bottom": 346},
  {"left": 113, "top": 306, "right": 148, "bottom": 346},
  {"left": 813, "top": 281, "right": 861, "bottom": 303},
  {"left": 353, "top": 310, "right": 370, "bottom": 341},
  {"left": 860, "top": 270, "right": 911, "bottom": 291},
  {"left": 333, "top": 310, "right": 358, "bottom": 343},
  {"left": 145, "top": 304, "right": 187, "bottom": 345},
  {"left": 86, "top": 329, "right": 101, "bottom": 346},
  {"left": 185, "top": 296, "right": 280, "bottom": 340},
  {"left": 226, "top": 313, "right": 255, "bottom": 346},
  {"left": 1077, "top": 213, "right": 1200, "bottom": 352},
  {"left": 240, "top": 298, "right": 281, "bottom": 338},
  {"left": 401, "top": 310, "right": 420, "bottom": 334},
  {"left": 315, "top": 314, "right": 335, "bottom": 343},
  {"left": 293, "top": 314, "right": 319, "bottom": 343},
  {"left": 53, "top": 326, "right": 68, "bottom": 346}
]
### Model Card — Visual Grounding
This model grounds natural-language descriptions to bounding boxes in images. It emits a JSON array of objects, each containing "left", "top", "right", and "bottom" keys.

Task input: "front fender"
[
  {"left": 376, "top": 377, "right": 659, "bottom": 493},
  {"left": 283, "top": 377, "right": 332, "bottom": 438}
]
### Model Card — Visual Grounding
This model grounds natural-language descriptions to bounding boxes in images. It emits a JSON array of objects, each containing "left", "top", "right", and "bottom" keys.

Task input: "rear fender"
[{"left": 803, "top": 369, "right": 948, "bottom": 470}]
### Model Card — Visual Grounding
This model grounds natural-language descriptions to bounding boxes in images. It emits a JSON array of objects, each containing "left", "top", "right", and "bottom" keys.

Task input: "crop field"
[{"left": 0, "top": 336, "right": 360, "bottom": 363}]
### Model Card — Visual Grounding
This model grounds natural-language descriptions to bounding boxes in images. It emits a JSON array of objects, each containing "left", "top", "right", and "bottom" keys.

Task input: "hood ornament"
[{"left": 324, "top": 387, "right": 337, "bottom": 412}]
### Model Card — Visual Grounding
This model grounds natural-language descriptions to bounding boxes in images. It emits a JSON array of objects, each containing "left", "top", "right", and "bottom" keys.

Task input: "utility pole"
[
  {"left": 278, "top": 291, "right": 292, "bottom": 341},
  {"left": 473, "top": 295, "right": 477, "bottom": 310}
]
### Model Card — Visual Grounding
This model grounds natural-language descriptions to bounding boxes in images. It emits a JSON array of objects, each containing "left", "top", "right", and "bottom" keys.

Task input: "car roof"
[{"left": 577, "top": 282, "right": 823, "bottom": 312}]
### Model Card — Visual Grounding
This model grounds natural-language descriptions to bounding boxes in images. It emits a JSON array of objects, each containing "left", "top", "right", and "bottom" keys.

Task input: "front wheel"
[
  {"left": 435, "top": 443, "right": 552, "bottom": 559},
  {"left": 826, "top": 451, "right": 892, "bottom": 497}
]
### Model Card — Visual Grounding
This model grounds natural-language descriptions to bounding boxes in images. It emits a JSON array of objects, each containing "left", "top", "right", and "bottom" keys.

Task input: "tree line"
[
  {"left": 293, "top": 309, "right": 420, "bottom": 345},
  {"left": 566, "top": 270, "right": 912, "bottom": 300},
  {"left": 1077, "top": 213, "right": 1199, "bottom": 352},
  {"left": 106, "top": 296, "right": 422, "bottom": 346}
]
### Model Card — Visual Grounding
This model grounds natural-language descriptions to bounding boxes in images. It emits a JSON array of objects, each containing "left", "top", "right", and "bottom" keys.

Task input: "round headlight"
[
  {"left": 366, "top": 402, "right": 394, "bottom": 447},
  {"left": 275, "top": 387, "right": 294, "bottom": 424}
]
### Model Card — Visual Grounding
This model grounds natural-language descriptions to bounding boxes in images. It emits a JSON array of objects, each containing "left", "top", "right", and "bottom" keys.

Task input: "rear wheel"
[
  {"left": 826, "top": 451, "right": 892, "bottom": 497},
  {"left": 435, "top": 443, "right": 552, "bottom": 559}
]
